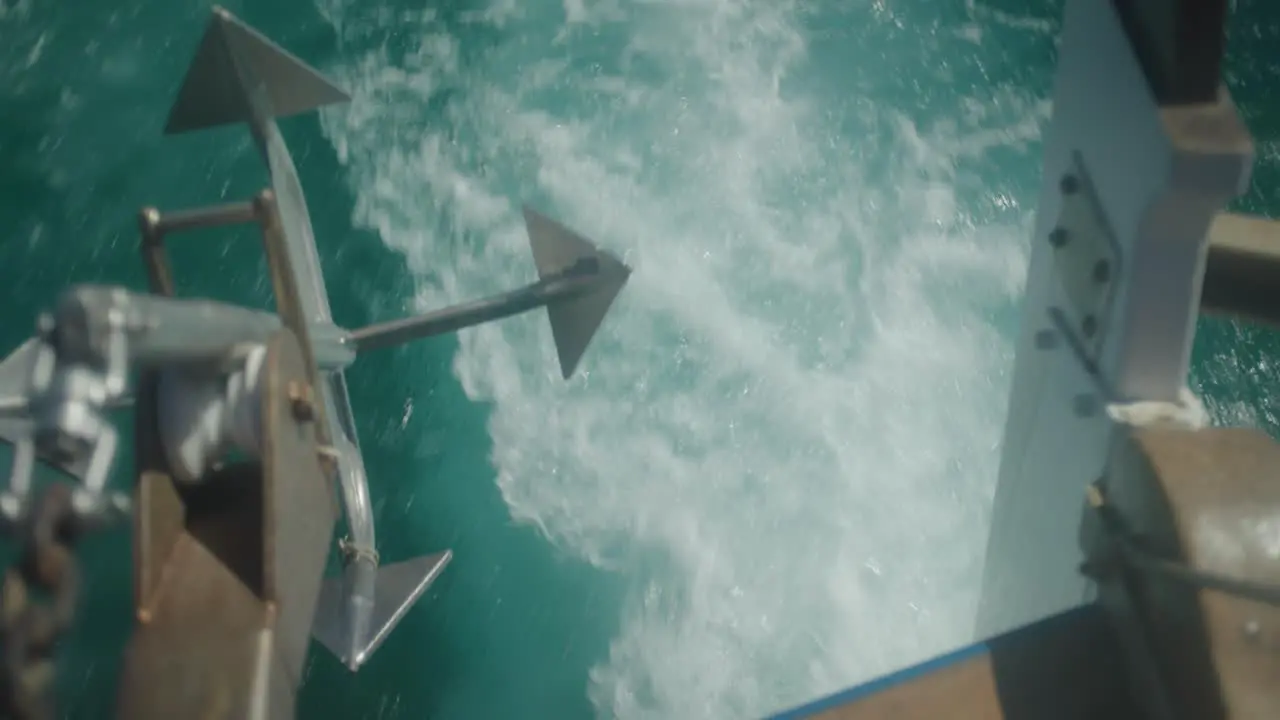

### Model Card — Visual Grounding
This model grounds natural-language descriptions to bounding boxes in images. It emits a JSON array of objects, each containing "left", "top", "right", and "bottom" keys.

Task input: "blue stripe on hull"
[{"left": 767, "top": 604, "right": 1101, "bottom": 719}]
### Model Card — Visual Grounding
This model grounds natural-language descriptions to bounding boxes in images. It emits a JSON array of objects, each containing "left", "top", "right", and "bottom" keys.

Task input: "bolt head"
[
  {"left": 287, "top": 381, "right": 315, "bottom": 422},
  {"left": 1093, "top": 259, "right": 1110, "bottom": 284}
]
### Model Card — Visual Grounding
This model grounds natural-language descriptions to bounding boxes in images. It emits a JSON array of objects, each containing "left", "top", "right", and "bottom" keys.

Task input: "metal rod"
[
  {"left": 253, "top": 190, "right": 333, "bottom": 448},
  {"left": 154, "top": 201, "right": 257, "bottom": 235},
  {"left": 349, "top": 273, "right": 596, "bottom": 353}
]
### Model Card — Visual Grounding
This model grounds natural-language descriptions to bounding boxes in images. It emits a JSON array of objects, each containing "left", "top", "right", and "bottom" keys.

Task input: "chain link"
[{"left": 0, "top": 484, "right": 84, "bottom": 720}]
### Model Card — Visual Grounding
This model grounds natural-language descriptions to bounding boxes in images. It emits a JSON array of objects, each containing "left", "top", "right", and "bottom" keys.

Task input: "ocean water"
[{"left": 2, "top": 0, "right": 1280, "bottom": 719}]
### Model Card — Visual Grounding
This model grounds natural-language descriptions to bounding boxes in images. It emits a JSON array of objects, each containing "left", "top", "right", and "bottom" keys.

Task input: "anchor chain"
[{"left": 0, "top": 484, "right": 85, "bottom": 720}]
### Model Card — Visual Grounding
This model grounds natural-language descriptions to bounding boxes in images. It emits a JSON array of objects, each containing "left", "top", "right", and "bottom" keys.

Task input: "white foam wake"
[{"left": 317, "top": 0, "right": 1039, "bottom": 716}]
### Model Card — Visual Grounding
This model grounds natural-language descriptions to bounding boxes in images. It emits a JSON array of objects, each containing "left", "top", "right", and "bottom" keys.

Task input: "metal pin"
[
  {"left": 287, "top": 381, "right": 315, "bottom": 422},
  {"left": 153, "top": 201, "right": 257, "bottom": 235}
]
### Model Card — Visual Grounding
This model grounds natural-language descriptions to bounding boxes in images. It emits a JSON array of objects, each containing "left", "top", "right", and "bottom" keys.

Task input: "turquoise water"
[{"left": 2, "top": 0, "right": 1280, "bottom": 718}]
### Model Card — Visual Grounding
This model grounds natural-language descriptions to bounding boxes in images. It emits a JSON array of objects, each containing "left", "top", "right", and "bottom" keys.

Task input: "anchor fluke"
[
  {"left": 164, "top": 5, "right": 350, "bottom": 135},
  {"left": 311, "top": 550, "right": 453, "bottom": 670},
  {"left": 523, "top": 206, "right": 631, "bottom": 379},
  {"left": 346, "top": 208, "right": 631, "bottom": 379}
]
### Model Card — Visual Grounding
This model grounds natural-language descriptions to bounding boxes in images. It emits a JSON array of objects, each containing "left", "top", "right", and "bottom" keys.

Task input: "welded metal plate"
[
  {"left": 118, "top": 329, "right": 332, "bottom": 720},
  {"left": 1049, "top": 151, "right": 1122, "bottom": 367}
]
